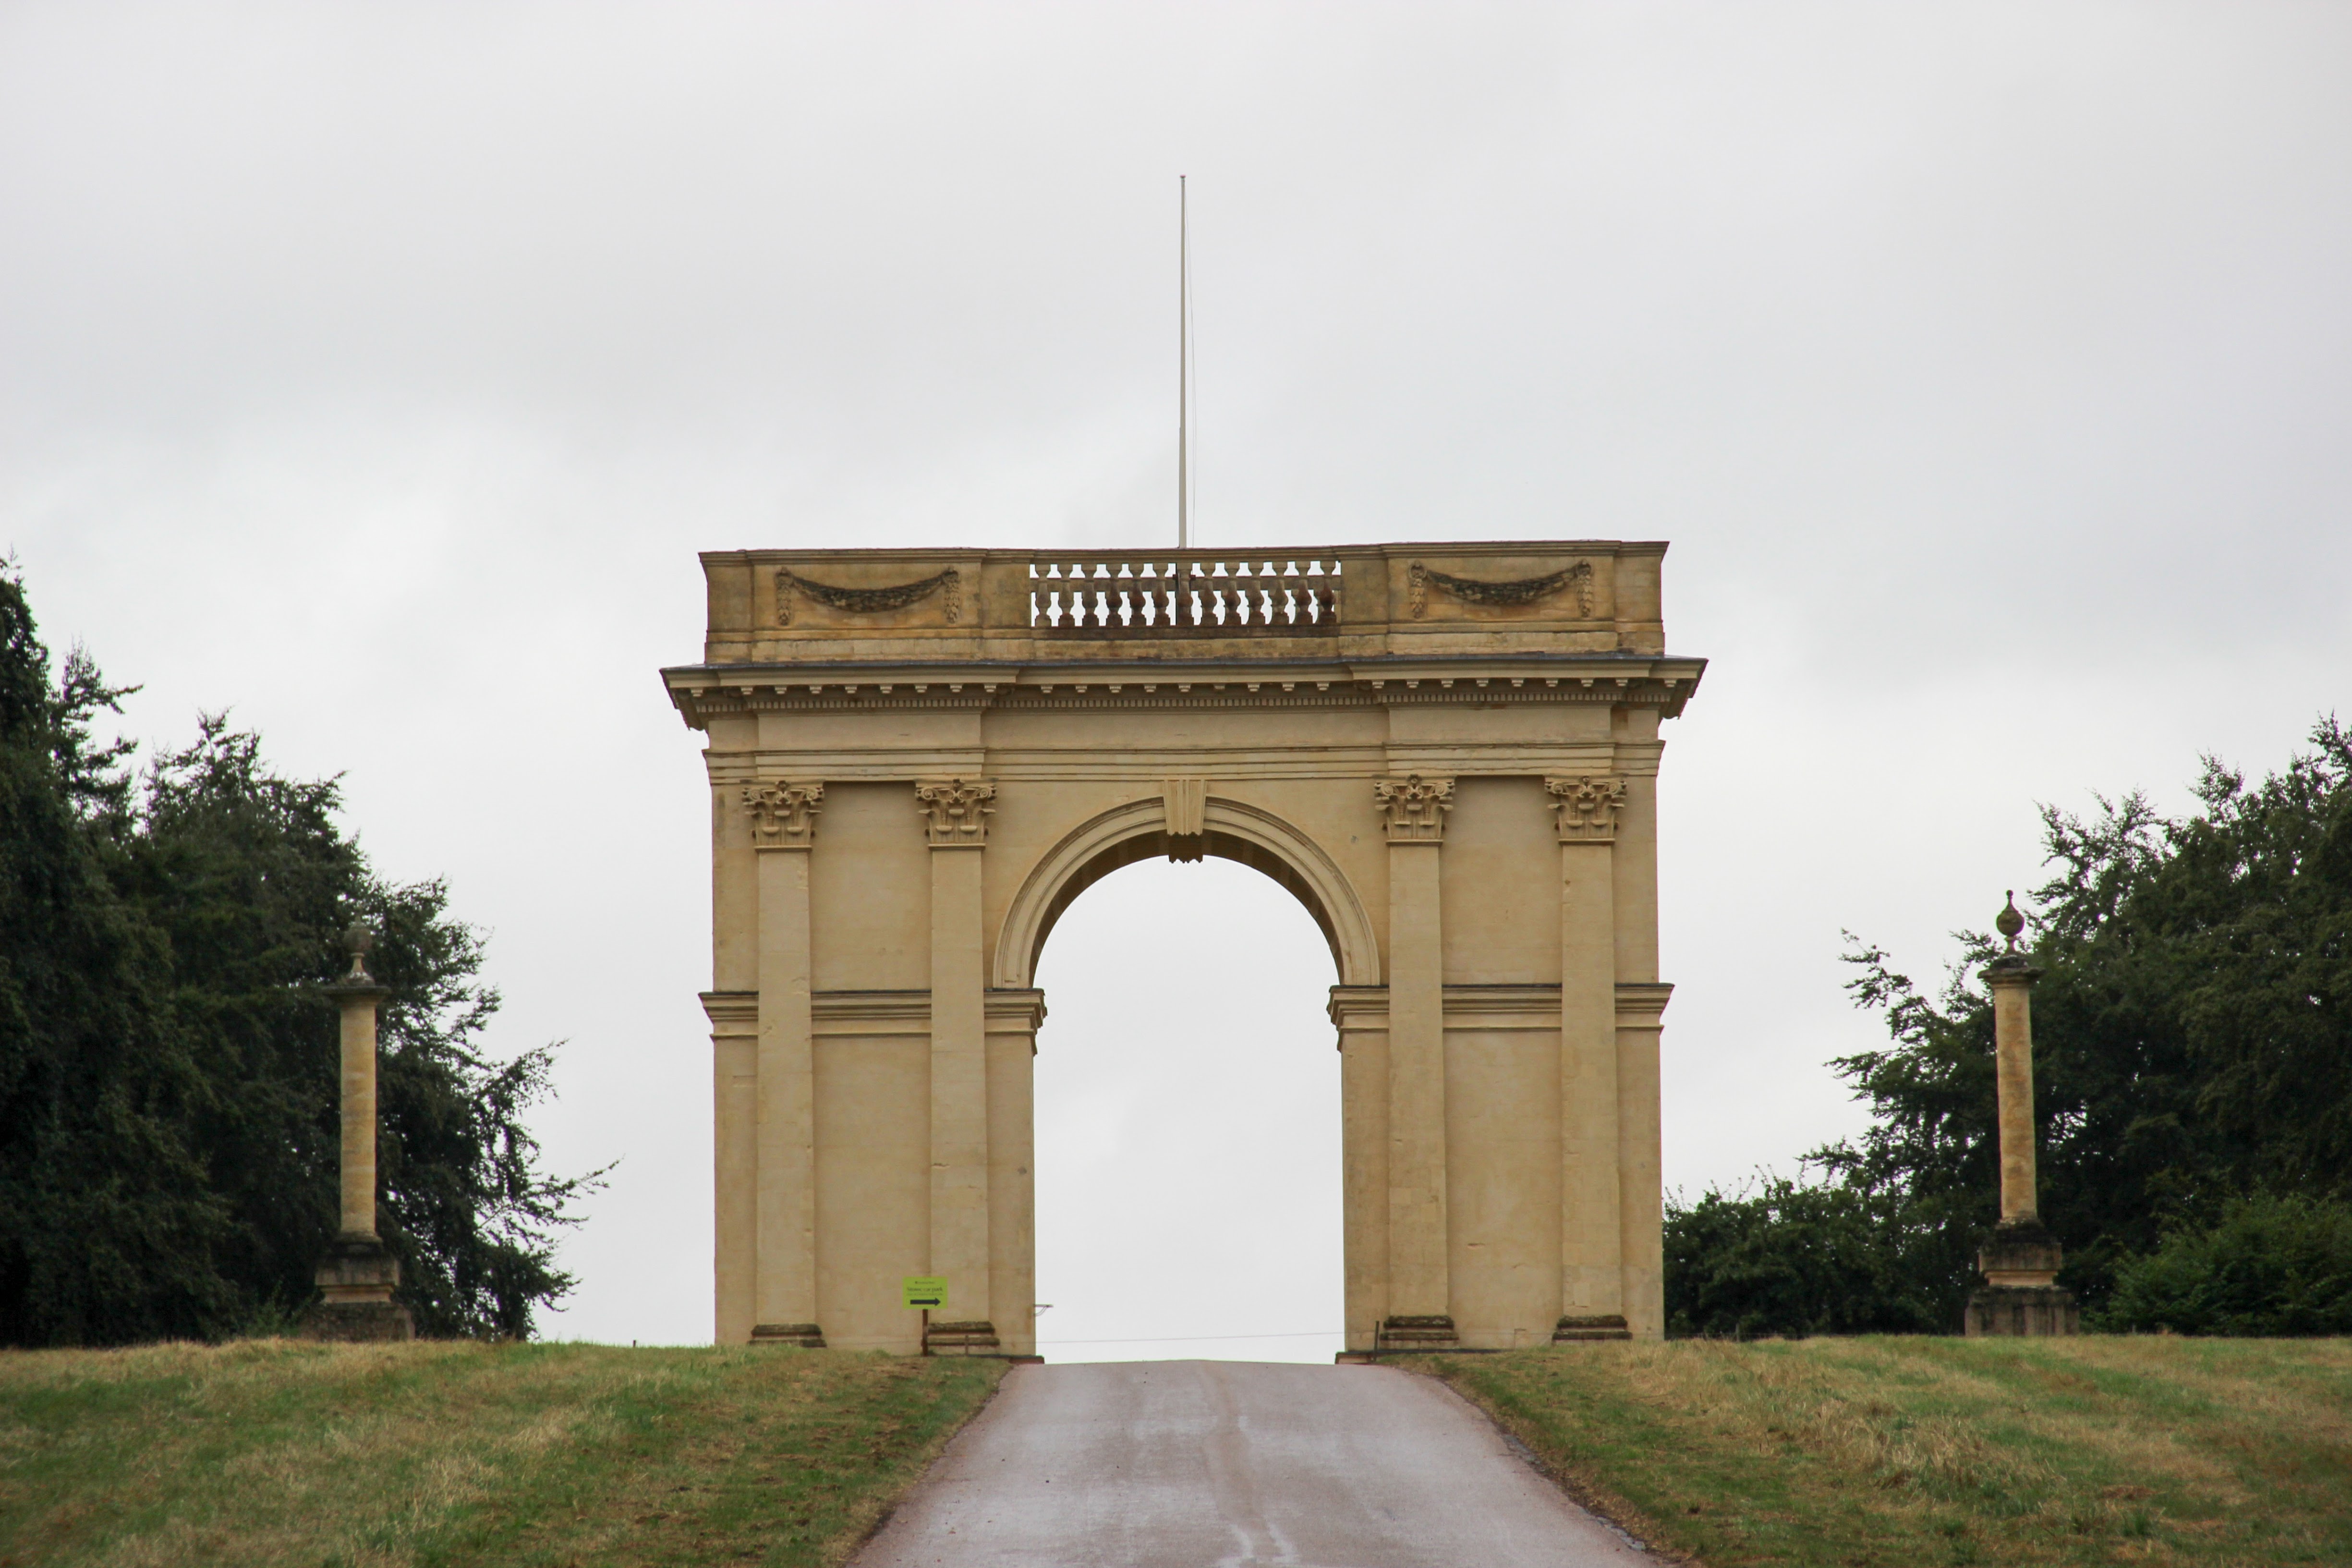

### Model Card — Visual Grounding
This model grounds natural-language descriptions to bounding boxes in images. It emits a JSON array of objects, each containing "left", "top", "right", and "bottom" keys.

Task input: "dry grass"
[
  {"left": 1431, "top": 1336, "right": 2352, "bottom": 1567},
  {"left": 0, "top": 1338, "right": 1005, "bottom": 1568}
]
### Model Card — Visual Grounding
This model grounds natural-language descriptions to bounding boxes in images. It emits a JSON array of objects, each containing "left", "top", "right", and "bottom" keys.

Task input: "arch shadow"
[{"left": 994, "top": 795, "right": 1382, "bottom": 990}]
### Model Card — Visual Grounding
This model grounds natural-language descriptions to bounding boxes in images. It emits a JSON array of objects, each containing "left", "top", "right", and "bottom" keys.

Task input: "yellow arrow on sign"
[{"left": 902, "top": 1276, "right": 947, "bottom": 1310}]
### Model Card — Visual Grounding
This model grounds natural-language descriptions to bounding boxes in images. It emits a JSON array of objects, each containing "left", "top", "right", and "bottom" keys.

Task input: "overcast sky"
[{"left": 5, "top": 3, "right": 2347, "bottom": 1357}]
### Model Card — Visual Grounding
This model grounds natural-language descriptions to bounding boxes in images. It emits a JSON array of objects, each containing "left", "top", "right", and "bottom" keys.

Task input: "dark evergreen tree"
[
  {"left": 0, "top": 564, "right": 601, "bottom": 1345},
  {"left": 0, "top": 566, "right": 234, "bottom": 1345}
]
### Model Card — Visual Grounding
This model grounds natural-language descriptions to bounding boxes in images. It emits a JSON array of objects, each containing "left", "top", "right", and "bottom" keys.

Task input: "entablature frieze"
[
  {"left": 662, "top": 653, "right": 1704, "bottom": 731},
  {"left": 703, "top": 745, "right": 1660, "bottom": 786}
]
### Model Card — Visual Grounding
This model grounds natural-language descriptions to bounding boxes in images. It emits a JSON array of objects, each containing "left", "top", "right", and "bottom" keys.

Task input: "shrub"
[
  {"left": 2097, "top": 1193, "right": 2352, "bottom": 1336},
  {"left": 1664, "top": 1176, "right": 1953, "bottom": 1338}
]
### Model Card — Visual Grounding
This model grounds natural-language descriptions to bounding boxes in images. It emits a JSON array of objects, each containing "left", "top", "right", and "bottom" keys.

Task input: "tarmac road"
[{"left": 852, "top": 1359, "right": 1649, "bottom": 1568}]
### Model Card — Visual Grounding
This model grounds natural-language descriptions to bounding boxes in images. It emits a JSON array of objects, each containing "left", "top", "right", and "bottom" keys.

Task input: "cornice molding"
[
  {"left": 984, "top": 987, "right": 1048, "bottom": 1033},
  {"left": 1615, "top": 981, "right": 1674, "bottom": 1027},
  {"left": 661, "top": 656, "right": 1706, "bottom": 729},
  {"left": 699, "top": 991, "right": 757, "bottom": 1033}
]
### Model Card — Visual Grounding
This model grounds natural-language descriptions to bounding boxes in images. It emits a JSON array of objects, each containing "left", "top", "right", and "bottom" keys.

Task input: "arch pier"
[{"left": 663, "top": 542, "right": 1705, "bottom": 1354}]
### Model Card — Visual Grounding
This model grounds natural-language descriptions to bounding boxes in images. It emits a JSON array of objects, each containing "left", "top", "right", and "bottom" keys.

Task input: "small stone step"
[{"left": 1552, "top": 1314, "right": 1630, "bottom": 1343}]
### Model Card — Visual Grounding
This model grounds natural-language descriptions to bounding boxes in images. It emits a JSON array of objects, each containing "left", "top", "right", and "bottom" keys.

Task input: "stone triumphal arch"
[{"left": 662, "top": 542, "right": 1705, "bottom": 1355}]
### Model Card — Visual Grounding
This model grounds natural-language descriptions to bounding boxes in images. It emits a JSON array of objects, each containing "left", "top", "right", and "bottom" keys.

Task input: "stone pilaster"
[
  {"left": 747, "top": 781, "right": 824, "bottom": 1347},
  {"left": 1549, "top": 776, "right": 1630, "bottom": 1341},
  {"left": 1374, "top": 775, "right": 1454, "bottom": 1349},
  {"left": 920, "top": 779, "right": 997, "bottom": 1351},
  {"left": 1328, "top": 986, "right": 1393, "bottom": 1355},
  {"left": 1614, "top": 982, "right": 1673, "bottom": 1342},
  {"left": 986, "top": 987, "right": 1047, "bottom": 1361},
  {"left": 701, "top": 990, "right": 758, "bottom": 1345}
]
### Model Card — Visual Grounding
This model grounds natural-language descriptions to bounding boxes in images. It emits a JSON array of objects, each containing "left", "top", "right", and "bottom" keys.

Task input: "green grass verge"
[
  {"left": 1427, "top": 1337, "right": 2352, "bottom": 1568},
  {"left": 0, "top": 1339, "right": 1005, "bottom": 1568}
]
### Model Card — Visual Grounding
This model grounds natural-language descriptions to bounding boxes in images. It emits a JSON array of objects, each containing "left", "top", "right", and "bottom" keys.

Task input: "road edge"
[
  {"left": 1398, "top": 1358, "right": 1704, "bottom": 1568},
  {"left": 826, "top": 1358, "right": 1017, "bottom": 1567}
]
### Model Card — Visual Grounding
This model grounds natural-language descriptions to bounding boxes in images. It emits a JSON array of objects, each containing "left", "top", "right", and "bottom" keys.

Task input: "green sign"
[{"left": 902, "top": 1276, "right": 947, "bottom": 1310}]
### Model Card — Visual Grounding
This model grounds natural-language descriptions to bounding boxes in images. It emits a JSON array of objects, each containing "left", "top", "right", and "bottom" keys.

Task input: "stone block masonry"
[{"left": 664, "top": 542, "right": 1706, "bottom": 1353}]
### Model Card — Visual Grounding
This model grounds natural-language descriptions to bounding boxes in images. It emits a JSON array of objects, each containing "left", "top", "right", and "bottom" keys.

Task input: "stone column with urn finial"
[
  {"left": 301, "top": 921, "right": 416, "bottom": 1341},
  {"left": 1963, "top": 893, "right": 2080, "bottom": 1337}
]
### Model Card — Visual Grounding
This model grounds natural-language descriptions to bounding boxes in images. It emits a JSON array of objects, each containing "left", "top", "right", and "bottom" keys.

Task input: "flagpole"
[{"left": 1178, "top": 174, "right": 1188, "bottom": 551}]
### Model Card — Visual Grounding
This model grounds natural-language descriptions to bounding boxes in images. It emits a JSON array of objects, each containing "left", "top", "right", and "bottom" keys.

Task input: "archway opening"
[{"left": 1031, "top": 852, "right": 1341, "bottom": 1363}]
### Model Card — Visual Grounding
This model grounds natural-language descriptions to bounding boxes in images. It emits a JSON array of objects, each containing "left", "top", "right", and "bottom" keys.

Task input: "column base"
[
  {"left": 751, "top": 1323, "right": 828, "bottom": 1348},
  {"left": 1552, "top": 1314, "right": 1632, "bottom": 1343},
  {"left": 924, "top": 1319, "right": 1001, "bottom": 1354},
  {"left": 1965, "top": 1286, "right": 2080, "bottom": 1336},
  {"left": 301, "top": 1234, "right": 412, "bottom": 1342},
  {"left": 1374, "top": 1314, "right": 1458, "bottom": 1352},
  {"left": 301, "top": 1300, "right": 415, "bottom": 1342},
  {"left": 1964, "top": 1220, "right": 2078, "bottom": 1336}
]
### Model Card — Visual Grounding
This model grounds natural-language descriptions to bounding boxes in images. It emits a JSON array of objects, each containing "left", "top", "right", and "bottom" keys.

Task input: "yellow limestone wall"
[{"left": 668, "top": 542, "right": 1704, "bottom": 1354}]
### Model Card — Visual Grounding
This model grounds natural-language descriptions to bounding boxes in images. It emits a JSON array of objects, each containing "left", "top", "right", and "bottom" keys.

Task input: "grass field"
[
  {"left": 7, "top": 1335, "right": 2346, "bottom": 1567},
  {"left": 1431, "top": 1336, "right": 2352, "bottom": 1568},
  {"left": 0, "top": 1338, "right": 1004, "bottom": 1568}
]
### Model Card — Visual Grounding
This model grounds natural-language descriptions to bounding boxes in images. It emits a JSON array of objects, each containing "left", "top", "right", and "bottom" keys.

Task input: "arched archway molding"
[{"left": 993, "top": 793, "right": 1382, "bottom": 991}]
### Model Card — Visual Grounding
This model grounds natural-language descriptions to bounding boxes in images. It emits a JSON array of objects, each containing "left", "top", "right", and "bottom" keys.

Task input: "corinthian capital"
[
  {"left": 742, "top": 780, "right": 823, "bottom": 849},
  {"left": 916, "top": 778, "right": 996, "bottom": 846},
  {"left": 1374, "top": 775, "right": 1454, "bottom": 843},
  {"left": 1547, "top": 775, "right": 1627, "bottom": 842}
]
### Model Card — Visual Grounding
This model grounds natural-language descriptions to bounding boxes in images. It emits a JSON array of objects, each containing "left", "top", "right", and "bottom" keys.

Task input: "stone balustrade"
[{"left": 1028, "top": 555, "right": 1343, "bottom": 634}]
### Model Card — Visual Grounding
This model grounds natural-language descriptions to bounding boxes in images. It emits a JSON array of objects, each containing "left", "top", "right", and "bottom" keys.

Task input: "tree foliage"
[
  {"left": 1663, "top": 1177, "right": 1948, "bottom": 1338},
  {"left": 1666, "top": 717, "right": 2352, "bottom": 1335},
  {"left": 0, "top": 563, "right": 601, "bottom": 1345},
  {"left": 2098, "top": 1193, "right": 2352, "bottom": 1337}
]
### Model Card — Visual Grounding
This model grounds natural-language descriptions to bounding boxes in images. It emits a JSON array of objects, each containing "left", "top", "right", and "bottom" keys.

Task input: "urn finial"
[
  {"left": 1996, "top": 891, "right": 2025, "bottom": 954},
  {"left": 341, "top": 920, "right": 376, "bottom": 981}
]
